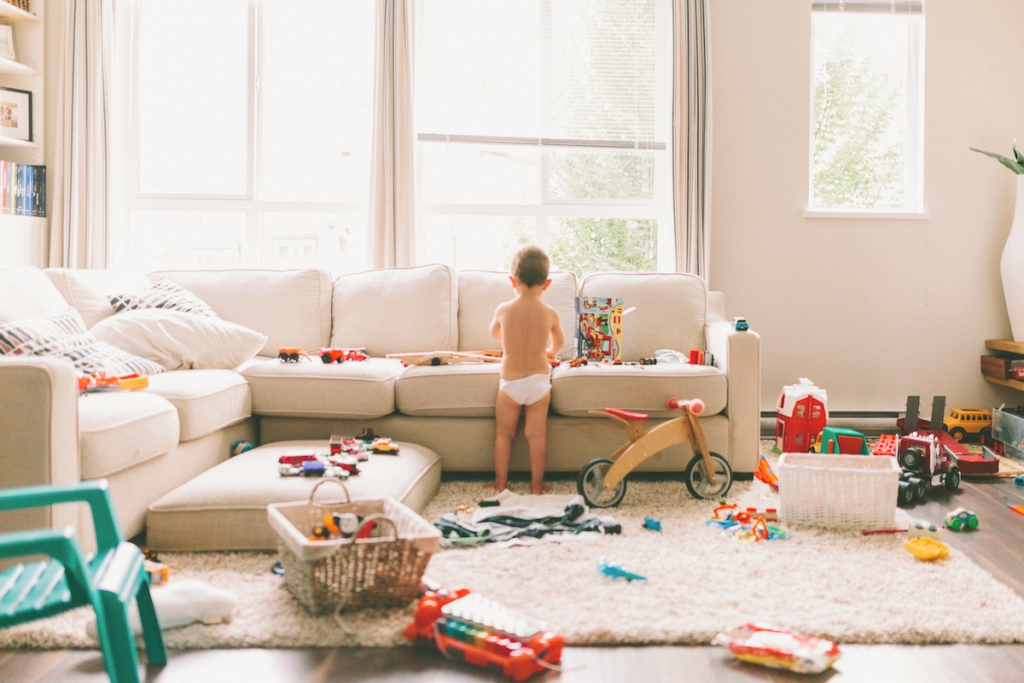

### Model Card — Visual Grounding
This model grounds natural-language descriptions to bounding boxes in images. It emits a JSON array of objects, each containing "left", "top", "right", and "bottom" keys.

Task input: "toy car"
[
  {"left": 942, "top": 408, "right": 992, "bottom": 443},
  {"left": 568, "top": 357, "right": 588, "bottom": 367},
  {"left": 279, "top": 453, "right": 318, "bottom": 466},
  {"left": 732, "top": 317, "right": 749, "bottom": 331},
  {"left": 370, "top": 437, "right": 400, "bottom": 454},
  {"left": 945, "top": 507, "right": 979, "bottom": 531},
  {"left": 897, "top": 433, "right": 961, "bottom": 507},
  {"left": 278, "top": 347, "right": 310, "bottom": 362},
  {"left": 319, "top": 347, "right": 368, "bottom": 363},
  {"left": 638, "top": 357, "right": 657, "bottom": 365},
  {"left": 356, "top": 427, "right": 378, "bottom": 442}
]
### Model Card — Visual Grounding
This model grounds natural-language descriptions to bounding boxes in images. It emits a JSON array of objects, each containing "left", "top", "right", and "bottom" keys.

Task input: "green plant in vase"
[{"left": 970, "top": 142, "right": 1024, "bottom": 174}]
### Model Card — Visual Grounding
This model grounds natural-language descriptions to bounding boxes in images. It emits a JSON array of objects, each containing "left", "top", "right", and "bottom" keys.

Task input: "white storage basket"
[
  {"left": 777, "top": 453, "right": 899, "bottom": 530},
  {"left": 267, "top": 480, "right": 441, "bottom": 614}
]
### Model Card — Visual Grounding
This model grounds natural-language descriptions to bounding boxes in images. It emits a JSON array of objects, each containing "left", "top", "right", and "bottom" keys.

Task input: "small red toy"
[
  {"left": 319, "top": 347, "right": 368, "bottom": 363},
  {"left": 278, "top": 453, "right": 318, "bottom": 466},
  {"left": 405, "top": 588, "right": 564, "bottom": 682}
]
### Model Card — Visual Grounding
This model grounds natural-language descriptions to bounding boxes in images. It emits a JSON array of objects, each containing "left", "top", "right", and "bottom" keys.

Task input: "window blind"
[{"left": 812, "top": 1, "right": 923, "bottom": 13}]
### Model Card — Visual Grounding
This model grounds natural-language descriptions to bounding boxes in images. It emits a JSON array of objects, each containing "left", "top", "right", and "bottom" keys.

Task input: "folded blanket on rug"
[{"left": 435, "top": 489, "right": 620, "bottom": 548}]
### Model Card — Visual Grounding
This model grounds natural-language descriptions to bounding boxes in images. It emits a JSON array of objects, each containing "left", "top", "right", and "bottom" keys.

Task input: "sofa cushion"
[
  {"left": 578, "top": 272, "right": 707, "bottom": 359},
  {"left": 145, "top": 370, "right": 252, "bottom": 441},
  {"left": 0, "top": 266, "right": 72, "bottom": 324},
  {"left": 241, "top": 357, "right": 404, "bottom": 418},
  {"left": 146, "top": 440, "right": 441, "bottom": 551},
  {"left": 109, "top": 279, "right": 219, "bottom": 317},
  {"left": 79, "top": 391, "right": 180, "bottom": 479},
  {"left": 331, "top": 264, "right": 457, "bottom": 357},
  {"left": 396, "top": 362, "right": 501, "bottom": 417},
  {"left": 44, "top": 268, "right": 151, "bottom": 329},
  {"left": 456, "top": 269, "right": 577, "bottom": 358},
  {"left": 0, "top": 308, "right": 167, "bottom": 377},
  {"left": 91, "top": 309, "right": 267, "bottom": 371},
  {"left": 148, "top": 268, "right": 333, "bottom": 358},
  {"left": 550, "top": 362, "right": 727, "bottom": 418}
]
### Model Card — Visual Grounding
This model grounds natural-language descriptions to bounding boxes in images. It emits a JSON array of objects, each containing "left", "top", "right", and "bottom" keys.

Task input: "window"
[
  {"left": 415, "top": 0, "right": 674, "bottom": 275},
  {"left": 108, "top": 0, "right": 375, "bottom": 272},
  {"left": 809, "top": 1, "right": 925, "bottom": 215}
]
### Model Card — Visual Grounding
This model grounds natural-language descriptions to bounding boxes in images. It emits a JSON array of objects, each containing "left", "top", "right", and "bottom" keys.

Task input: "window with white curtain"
[
  {"left": 415, "top": 0, "right": 673, "bottom": 275},
  {"left": 108, "top": 0, "right": 375, "bottom": 272},
  {"left": 809, "top": 0, "right": 925, "bottom": 215}
]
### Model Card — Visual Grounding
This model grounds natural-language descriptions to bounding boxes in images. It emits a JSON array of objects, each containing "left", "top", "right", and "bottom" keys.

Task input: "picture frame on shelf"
[
  {"left": 0, "top": 85, "right": 30, "bottom": 142},
  {"left": 0, "top": 25, "right": 13, "bottom": 60}
]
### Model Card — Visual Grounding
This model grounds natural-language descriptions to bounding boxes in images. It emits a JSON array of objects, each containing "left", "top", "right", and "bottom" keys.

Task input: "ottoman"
[{"left": 146, "top": 440, "right": 441, "bottom": 551}]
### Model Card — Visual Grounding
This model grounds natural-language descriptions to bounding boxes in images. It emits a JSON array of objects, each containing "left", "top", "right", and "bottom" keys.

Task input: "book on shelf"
[{"left": 0, "top": 160, "right": 45, "bottom": 217}]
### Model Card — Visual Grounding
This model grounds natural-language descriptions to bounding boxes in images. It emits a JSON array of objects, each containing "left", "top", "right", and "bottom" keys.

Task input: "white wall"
[{"left": 709, "top": 1, "right": 1024, "bottom": 416}]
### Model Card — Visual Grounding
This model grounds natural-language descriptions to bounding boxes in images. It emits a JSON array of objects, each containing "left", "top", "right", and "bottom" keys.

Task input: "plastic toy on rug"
[
  {"left": 597, "top": 557, "right": 647, "bottom": 582},
  {"left": 404, "top": 588, "right": 564, "bottom": 682},
  {"left": 706, "top": 505, "right": 788, "bottom": 542},
  {"left": 643, "top": 516, "right": 661, "bottom": 531},
  {"left": 577, "top": 397, "right": 732, "bottom": 508},
  {"left": 754, "top": 453, "right": 778, "bottom": 490},
  {"left": 712, "top": 623, "right": 841, "bottom": 674},
  {"left": 905, "top": 536, "right": 950, "bottom": 561}
]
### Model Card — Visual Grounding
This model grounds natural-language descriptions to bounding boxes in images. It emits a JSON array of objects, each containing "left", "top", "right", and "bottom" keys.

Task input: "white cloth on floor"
[
  {"left": 85, "top": 579, "right": 237, "bottom": 639},
  {"left": 471, "top": 489, "right": 588, "bottom": 524}
]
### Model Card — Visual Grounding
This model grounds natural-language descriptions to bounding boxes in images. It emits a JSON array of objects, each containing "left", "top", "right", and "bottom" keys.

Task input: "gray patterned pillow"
[
  {"left": 0, "top": 308, "right": 166, "bottom": 377},
  {"left": 109, "top": 279, "right": 218, "bottom": 317}
]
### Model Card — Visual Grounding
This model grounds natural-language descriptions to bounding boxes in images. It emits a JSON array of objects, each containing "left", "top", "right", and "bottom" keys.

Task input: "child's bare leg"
[
  {"left": 524, "top": 394, "right": 551, "bottom": 494},
  {"left": 491, "top": 391, "right": 522, "bottom": 491}
]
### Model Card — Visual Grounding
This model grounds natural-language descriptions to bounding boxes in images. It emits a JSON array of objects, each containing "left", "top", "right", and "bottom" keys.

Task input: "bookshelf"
[{"left": 0, "top": 0, "right": 44, "bottom": 267}]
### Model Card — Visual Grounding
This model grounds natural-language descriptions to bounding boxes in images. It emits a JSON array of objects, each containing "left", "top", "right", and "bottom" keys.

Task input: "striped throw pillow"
[
  {"left": 108, "top": 279, "right": 218, "bottom": 317},
  {"left": 0, "top": 308, "right": 166, "bottom": 377}
]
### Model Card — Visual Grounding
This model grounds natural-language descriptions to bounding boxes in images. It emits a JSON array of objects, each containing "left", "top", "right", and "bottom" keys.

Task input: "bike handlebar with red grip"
[{"left": 667, "top": 397, "right": 704, "bottom": 415}]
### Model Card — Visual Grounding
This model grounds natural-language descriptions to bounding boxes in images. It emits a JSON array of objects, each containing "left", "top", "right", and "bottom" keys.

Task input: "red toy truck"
[
  {"left": 405, "top": 588, "right": 564, "bottom": 682},
  {"left": 897, "top": 433, "right": 961, "bottom": 506},
  {"left": 319, "top": 347, "right": 369, "bottom": 364}
]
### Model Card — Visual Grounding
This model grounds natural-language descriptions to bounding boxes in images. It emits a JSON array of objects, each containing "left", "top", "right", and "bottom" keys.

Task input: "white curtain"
[
  {"left": 49, "top": 0, "right": 112, "bottom": 269},
  {"left": 672, "top": 0, "right": 712, "bottom": 279},
  {"left": 369, "top": 0, "right": 416, "bottom": 269}
]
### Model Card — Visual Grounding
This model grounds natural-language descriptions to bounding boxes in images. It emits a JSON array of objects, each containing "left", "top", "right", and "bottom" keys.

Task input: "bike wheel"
[
  {"left": 684, "top": 452, "right": 733, "bottom": 499},
  {"left": 577, "top": 458, "right": 626, "bottom": 508}
]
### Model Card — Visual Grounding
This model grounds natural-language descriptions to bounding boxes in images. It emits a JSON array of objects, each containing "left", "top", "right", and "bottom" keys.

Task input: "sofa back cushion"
[
  {"left": 0, "top": 267, "right": 74, "bottom": 324},
  {"left": 148, "top": 269, "right": 333, "bottom": 357},
  {"left": 578, "top": 272, "right": 707, "bottom": 359},
  {"left": 44, "top": 268, "right": 152, "bottom": 329},
  {"left": 456, "top": 270, "right": 577, "bottom": 358},
  {"left": 331, "top": 264, "right": 457, "bottom": 357}
]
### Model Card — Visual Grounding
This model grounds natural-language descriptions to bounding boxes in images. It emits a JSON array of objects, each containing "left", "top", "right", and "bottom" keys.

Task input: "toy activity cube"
[{"left": 777, "top": 453, "right": 900, "bottom": 530}]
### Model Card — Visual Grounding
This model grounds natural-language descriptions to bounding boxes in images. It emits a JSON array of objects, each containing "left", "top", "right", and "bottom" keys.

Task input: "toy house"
[{"left": 774, "top": 378, "right": 828, "bottom": 454}]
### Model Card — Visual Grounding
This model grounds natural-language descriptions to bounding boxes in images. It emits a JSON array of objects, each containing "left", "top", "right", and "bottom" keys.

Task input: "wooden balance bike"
[{"left": 576, "top": 397, "right": 733, "bottom": 508}]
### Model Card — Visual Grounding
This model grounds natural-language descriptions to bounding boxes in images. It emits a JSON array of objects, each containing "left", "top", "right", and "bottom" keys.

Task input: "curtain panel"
[
  {"left": 369, "top": 0, "right": 416, "bottom": 269},
  {"left": 672, "top": 0, "right": 712, "bottom": 279},
  {"left": 49, "top": 0, "right": 112, "bottom": 269}
]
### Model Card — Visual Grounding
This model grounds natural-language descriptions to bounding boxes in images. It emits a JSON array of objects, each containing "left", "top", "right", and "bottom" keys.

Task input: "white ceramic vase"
[{"left": 1000, "top": 174, "right": 1024, "bottom": 341}]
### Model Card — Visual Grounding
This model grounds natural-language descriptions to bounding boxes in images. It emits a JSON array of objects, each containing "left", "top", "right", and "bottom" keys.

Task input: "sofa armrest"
[
  {"left": 0, "top": 356, "right": 82, "bottom": 533},
  {"left": 705, "top": 293, "right": 760, "bottom": 474}
]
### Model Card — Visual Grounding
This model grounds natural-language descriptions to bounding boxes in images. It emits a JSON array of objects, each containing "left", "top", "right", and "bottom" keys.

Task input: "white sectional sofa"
[{"left": 0, "top": 264, "right": 760, "bottom": 546}]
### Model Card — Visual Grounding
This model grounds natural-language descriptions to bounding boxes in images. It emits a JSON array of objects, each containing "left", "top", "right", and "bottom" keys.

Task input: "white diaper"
[{"left": 499, "top": 373, "right": 552, "bottom": 406}]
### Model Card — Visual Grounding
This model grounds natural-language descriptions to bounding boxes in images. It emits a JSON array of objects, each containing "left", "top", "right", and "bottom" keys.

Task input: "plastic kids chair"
[{"left": 0, "top": 479, "right": 167, "bottom": 683}]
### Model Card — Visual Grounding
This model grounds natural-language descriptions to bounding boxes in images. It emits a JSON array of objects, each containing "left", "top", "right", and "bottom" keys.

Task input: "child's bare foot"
[
  {"left": 483, "top": 481, "right": 505, "bottom": 493},
  {"left": 530, "top": 483, "right": 551, "bottom": 495}
]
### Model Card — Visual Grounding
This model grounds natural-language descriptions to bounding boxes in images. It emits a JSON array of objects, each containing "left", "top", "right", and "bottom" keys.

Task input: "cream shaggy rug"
[{"left": 3, "top": 460, "right": 1024, "bottom": 650}]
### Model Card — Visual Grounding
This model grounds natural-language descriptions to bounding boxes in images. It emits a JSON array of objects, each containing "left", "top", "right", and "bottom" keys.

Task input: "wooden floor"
[{"left": 3, "top": 474, "right": 1024, "bottom": 683}]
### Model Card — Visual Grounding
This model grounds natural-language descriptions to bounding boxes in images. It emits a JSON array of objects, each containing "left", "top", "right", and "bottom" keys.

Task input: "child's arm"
[
  {"left": 546, "top": 309, "right": 565, "bottom": 359},
  {"left": 489, "top": 306, "right": 503, "bottom": 342}
]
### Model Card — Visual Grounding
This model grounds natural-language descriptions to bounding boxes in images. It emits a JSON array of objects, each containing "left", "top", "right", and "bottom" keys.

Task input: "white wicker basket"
[
  {"left": 777, "top": 453, "right": 900, "bottom": 530},
  {"left": 267, "top": 480, "right": 441, "bottom": 614}
]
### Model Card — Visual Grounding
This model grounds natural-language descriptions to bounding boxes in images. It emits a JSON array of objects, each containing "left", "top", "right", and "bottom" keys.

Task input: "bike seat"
[{"left": 604, "top": 408, "right": 649, "bottom": 421}]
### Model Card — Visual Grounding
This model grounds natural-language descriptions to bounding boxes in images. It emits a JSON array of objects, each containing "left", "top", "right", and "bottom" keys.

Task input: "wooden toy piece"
[
  {"left": 385, "top": 350, "right": 502, "bottom": 366},
  {"left": 576, "top": 396, "right": 732, "bottom": 508}
]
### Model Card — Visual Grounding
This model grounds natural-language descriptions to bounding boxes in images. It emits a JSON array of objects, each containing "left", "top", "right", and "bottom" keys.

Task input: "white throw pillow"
[
  {"left": 91, "top": 309, "right": 268, "bottom": 371},
  {"left": 109, "top": 279, "right": 218, "bottom": 317},
  {"left": 0, "top": 308, "right": 166, "bottom": 376}
]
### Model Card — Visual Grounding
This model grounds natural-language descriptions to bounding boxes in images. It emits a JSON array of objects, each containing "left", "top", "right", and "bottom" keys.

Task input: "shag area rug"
[{"left": 3, "top": 450, "right": 1024, "bottom": 650}]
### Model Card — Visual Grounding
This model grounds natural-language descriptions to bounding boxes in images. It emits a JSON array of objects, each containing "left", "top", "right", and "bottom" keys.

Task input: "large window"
[
  {"left": 415, "top": 0, "right": 674, "bottom": 275},
  {"left": 109, "top": 0, "right": 375, "bottom": 272},
  {"left": 809, "top": 1, "right": 925, "bottom": 215}
]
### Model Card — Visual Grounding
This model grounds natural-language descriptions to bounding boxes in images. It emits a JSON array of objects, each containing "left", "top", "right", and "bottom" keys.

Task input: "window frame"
[{"left": 805, "top": 1, "right": 927, "bottom": 219}]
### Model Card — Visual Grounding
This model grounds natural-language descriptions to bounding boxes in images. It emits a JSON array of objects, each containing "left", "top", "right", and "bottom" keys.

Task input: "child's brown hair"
[{"left": 511, "top": 246, "right": 550, "bottom": 288}]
